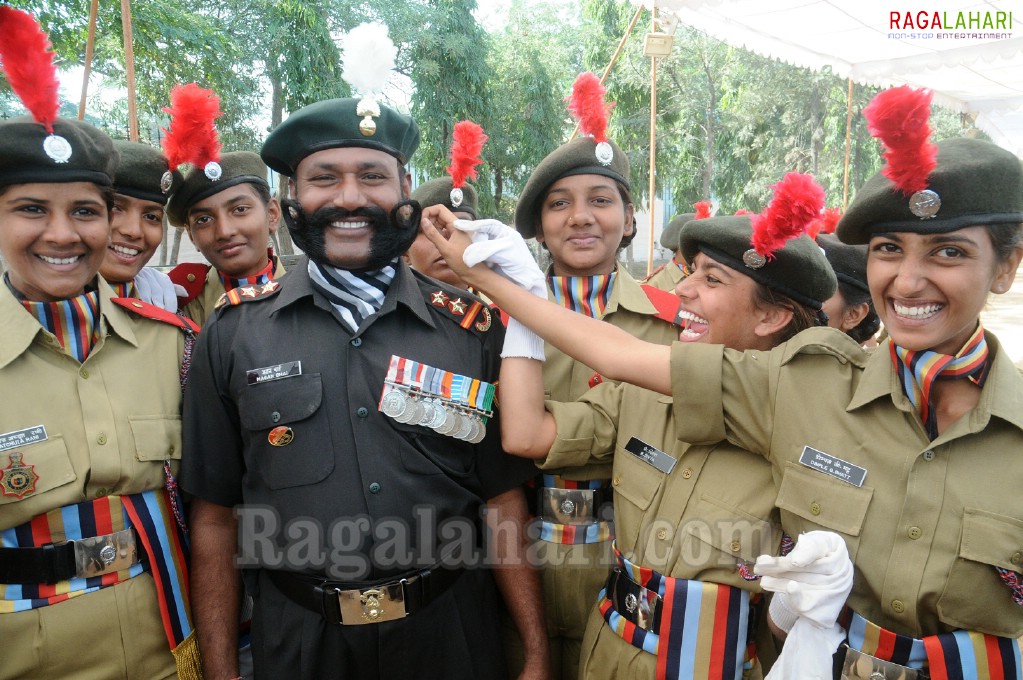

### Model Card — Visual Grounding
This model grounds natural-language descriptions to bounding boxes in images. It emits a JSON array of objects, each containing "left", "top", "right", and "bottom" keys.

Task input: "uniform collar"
[
  {"left": 604, "top": 267, "right": 659, "bottom": 317},
  {"left": 0, "top": 276, "right": 137, "bottom": 369}
]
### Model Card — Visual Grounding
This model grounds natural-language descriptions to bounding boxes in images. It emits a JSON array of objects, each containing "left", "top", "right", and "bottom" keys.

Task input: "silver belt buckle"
[
  {"left": 336, "top": 577, "right": 411, "bottom": 625},
  {"left": 609, "top": 569, "right": 658, "bottom": 632},
  {"left": 71, "top": 528, "right": 138, "bottom": 578},
  {"left": 540, "top": 487, "right": 598, "bottom": 525},
  {"left": 841, "top": 645, "right": 927, "bottom": 680}
]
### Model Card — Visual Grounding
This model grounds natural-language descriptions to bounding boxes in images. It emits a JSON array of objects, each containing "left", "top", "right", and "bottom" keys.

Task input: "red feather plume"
[
  {"left": 0, "top": 7, "right": 60, "bottom": 133},
  {"left": 750, "top": 173, "right": 825, "bottom": 259},
  {"left": 806, "top": 206, "right": 841, "bottom": 239},
  {"left": 693, "top": 200, "right": 712, "bottom": 219},
  {"left": 567, "top": 72, "right": 613, "bottom": 143},
  {"left": 161, "top": 83, "right": 223, "bottom": 170},
  {"left": 446, "top": 120, "right": 487, "bottom": 189},
  {"left": 734, "top": 209, "right": 752, "bottom": 216},
  {"left": 863, "top": 86, "right": 937, "bottom": 196}
]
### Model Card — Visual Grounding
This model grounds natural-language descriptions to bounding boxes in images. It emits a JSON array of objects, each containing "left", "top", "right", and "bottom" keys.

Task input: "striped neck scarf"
[
  {"left": 219, "top": 258, "right": 274, "bottom": 292},
  {"left": 19, "top": 287, "right": 102, "bottom": 363},
  {"left": 308, "top": 259, "right": 396, "bottom": 333},
  {"left": 890, "top": 324, "right": 990, "bottom": 440},
  {"left": 548, "top": 272, "right": 616, "bottom": 318},
  {"left": 112, "top": 280, "right": 138, "bottom": 298}
]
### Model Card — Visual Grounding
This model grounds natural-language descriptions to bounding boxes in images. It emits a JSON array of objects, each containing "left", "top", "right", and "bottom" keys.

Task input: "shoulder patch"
[
  {"left": 779, "top": 327, "right": 869, "bottom": 368},
  {"left": 214, "top": 281, "right": 282, "bottom": 310},
  {"left": 168, "top": 263, "right": 211, "bottom": 306},
  {"left": 426, "top": 288, "right": 497, "bottom": 334},
  {"left": 111, "top": 297, "right": 201, "bottom": 333},
  {"left": 640, "top": 284, "right": 682, "bottom": 326}
]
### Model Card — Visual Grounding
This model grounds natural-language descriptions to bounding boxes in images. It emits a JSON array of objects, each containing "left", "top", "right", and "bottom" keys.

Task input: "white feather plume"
[{"left": 341, "top": 22, "right": 396, "bottom": 96}]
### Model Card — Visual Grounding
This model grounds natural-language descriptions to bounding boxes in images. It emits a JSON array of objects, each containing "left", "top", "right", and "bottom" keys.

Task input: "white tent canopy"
[{"left": 641, "top": 0, "right": 1023, "bottom": 155}]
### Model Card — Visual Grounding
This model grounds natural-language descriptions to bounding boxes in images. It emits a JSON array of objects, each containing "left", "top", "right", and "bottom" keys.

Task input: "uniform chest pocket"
[
  {"left": 937, "top": 508, "right": 1023, "bottom": 636},
  {"left": 390, "top": 419, "right": 475, "bottom": 477},
  {"left": 128, "top": 416, "right": 182, "bottom": 462},
  {"left": 680, "top": 494, "right": 781, "bottom": 571},
  {"left": 0, "top": 436, "right": 76, "bottom": 508},
  {"left": 775, "top": 462, "right": 872, "bottom": 559},
  {"left": 611, "top": 442, "right": 665, "bottom": 513},
  {"left": 238, "top": 374, "right": 334, "bottom": 489}
]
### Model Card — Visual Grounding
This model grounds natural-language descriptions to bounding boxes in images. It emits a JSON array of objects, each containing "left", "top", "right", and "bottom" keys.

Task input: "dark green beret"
[
  {"left": 680, "top": 215, "right": 837, "bottom": 310},
  {"left": 837, "top": 138, "right": 1023, "bottom": 244},
  {"left": 816, "top": 233, "right": 868, "bottom": 294},
  {"left": 0, "top": 116, "right": 116, "bottom": 188},
  {"left": 514, "top": 137, "right": 630, "bottom": 239},
  {"left": 660, "top": 212, "right": 695, "bottom": 250},
  {"left": 166, "top": 151, "right": 269, "bottom": 227},
  {"left": 412, "top": 177, "right": 479, "bottom": 219},
  {"left": 111, "top": 140, "right": 180, "bottom": 205},
  {"left": 261, "top": 97, "right": 420, "bottom": 176}
]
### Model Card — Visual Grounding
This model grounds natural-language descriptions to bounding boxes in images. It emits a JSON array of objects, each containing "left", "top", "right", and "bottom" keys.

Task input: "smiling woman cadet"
[{"left": 422, "top": 86, "right": 1023, "bottom": 680}]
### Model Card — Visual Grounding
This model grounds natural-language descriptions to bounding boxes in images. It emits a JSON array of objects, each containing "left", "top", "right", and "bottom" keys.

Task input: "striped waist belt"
[
  {"left": 0, "top": 528, "right": 140, "bottom": 584},
  {"left": 597, "top": 544, "right": 758, "bottom": 680},
  {"left": 845, "top": 610, "right": 1023, "bottom": 680},
  {"left": 537, "top": 474, "right": 613, "bottom": 545}
]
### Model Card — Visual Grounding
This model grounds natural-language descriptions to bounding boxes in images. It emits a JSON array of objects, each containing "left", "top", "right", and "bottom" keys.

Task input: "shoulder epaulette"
[
  {"left": 168, "top": 263, "right": 212, "bottom": 306},
  {"left": 640, "top": 284, "right": 682, "bottom": 326},
  {"left": 642, "top": 263, "right": 666, "bottom": 283},
  {"left": 779, "top": 327, "right": 869, "bottom": 368},
  {"left": 111, "top": 297, "right": 201, "bottom": 334},
  {"left": 426, "top": 288, "right": 496, "bottom": 333},
  {"left": 214, "top": 280, "right": 283, "bottom": 310}
]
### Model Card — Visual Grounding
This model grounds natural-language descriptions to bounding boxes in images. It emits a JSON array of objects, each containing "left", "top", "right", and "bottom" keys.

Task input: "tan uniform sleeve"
[{"left": 539, "top": 381, "right": 625, "bottom": 470}]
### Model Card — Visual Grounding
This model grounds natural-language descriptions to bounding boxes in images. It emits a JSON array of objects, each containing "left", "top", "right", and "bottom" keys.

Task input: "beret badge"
[{"left": 357, "top": 97, "right": 381, "bottom": 137}]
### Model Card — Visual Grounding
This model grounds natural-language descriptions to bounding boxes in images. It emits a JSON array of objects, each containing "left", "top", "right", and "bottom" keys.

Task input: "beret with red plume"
[{"left": 446, "top": 120, "right": 487, "bottom": 209}]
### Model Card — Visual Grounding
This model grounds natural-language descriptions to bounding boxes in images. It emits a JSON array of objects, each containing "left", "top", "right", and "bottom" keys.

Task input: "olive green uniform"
[
  {"left": 643, "top": 260, "right": 685, "bottom": 293},
  {"left": 673, "top": 326, "right": 1023, "bottom": 637},
  {"left": 180, "top": 258, "right": 286, "bottom": 327},
  {"left": 0, "top": 278, "right": 186, "bottom": 679}
]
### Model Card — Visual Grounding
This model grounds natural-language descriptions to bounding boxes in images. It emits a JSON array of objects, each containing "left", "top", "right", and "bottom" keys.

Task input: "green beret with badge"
[
  {"left": 111, "top": 140, "right": 181, "bottom": 205},
  {"left": 660, "top": 213, "right": 695, "bottom": 251},
  {"left": 816, "top": 233, "right": 868, "bottom": 294},
  {"left": 837, "top": 87, "right": 1023, "bottom": 245},
  {"left": 680, "top": 173, "right": 837, "bottom": 311},
  {"left": 0, "top": 116, "right": 116, "bottom": 189},
  {"left": 165, "top": 151, "right": 269, "bottom": 227},
  {"left": 413, "top": 178, "right": 479, "bottom": 219}
]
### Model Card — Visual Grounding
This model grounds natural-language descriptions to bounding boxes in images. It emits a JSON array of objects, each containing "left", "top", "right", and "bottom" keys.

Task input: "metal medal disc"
[
  {"left": 434, "top": 407, "right": 460, "bottom": 435},
  {"left": 452, "top": 413, "right": 474, "bottom": 440},
  {"left": 909, "top": 189, "right": 941, "bottom": 219},
  {"left": 402, "top": 398, "right": 426, "bottom": 425},
  {"left": 416, "top": 399, "right": 439, "bottom": 427},
  {"left": 204, "top": 161, "right": 223, "bottom": 181},
  {"left": 43, "top": 134, "right": 73, "bottom": 163},
  {"left": 741, "top": 248, "right": 766, "bottom": 269},
  {"left": 424, "top": 400, "right": 448, "bottom": 429},
  {"left": 449, "top": 187, "right": 464, "bottom": 208},
  {"left": 380, "top": 389, "right": 407, "bottom": 418},
  {"left": 393, "top": 394, "right": 418, "bottom": 423},
  {"left": 469, "top": 419, "right": 487, "bottom": 444}
]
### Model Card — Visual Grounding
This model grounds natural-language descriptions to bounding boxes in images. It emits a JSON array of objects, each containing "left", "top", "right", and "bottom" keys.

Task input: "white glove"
[
  {"left": 453, "top": 219, "right": 547, "bottom": 299},
  {"left": 500, "top": 318, "right": 545, "bottom": 361},
  {"left": 134, "top": 267, "right": 185, "bottom": 312},
  {"left": 755, "top": 531, "right": 854, "bottom": 680}
]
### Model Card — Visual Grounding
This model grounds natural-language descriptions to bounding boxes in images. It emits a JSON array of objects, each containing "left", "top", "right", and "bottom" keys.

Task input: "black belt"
[
  {"left": 0, "top": 528, "right": 139, "bottom": 584},
  {"left": 268, "top": 566, "right": 464, "bottom": 625}
]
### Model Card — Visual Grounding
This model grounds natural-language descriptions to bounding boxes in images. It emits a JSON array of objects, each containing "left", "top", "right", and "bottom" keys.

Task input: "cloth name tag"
[
  {"left": 0, "top": 425, "right": 47, "bottom": 452},
  {"left": 799, "top": 446, "right": 867, "bottom": 487},
  {"left": 246, "top": 361, "right": 302, "bottom": 385},
  {"left": 624, "top": 437, "right": 677, "bottom": 474}
]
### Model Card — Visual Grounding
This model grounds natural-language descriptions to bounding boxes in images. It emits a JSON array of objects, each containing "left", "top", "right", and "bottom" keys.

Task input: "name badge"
[
  {"left": 0, "top": 425, "right": 48, "bottom": 453},
  {"left": 798, "top": 446, "right": 867, "bottom": 487},
  {"left": 246, "top": 361, "right": 302, "bottom": 385},
  {"left": 624, "top": 437, "right": 677, "bottom": 474}
]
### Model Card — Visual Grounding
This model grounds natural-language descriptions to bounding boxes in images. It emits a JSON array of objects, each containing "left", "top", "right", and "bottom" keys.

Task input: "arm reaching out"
[{"left": 420, "top": 206, "right": 674, "bottom": 395}]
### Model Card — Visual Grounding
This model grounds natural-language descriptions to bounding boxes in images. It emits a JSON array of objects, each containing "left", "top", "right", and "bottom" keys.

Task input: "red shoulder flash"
[
  {"left": 643, "top": 263, "right": 666, "bottom": 282},
  {"left": 168, "top": 263, "right": 211, "bottom": 306},
  {"left": 111, "top": 298, "right": 200, "bottom": 333},
  {"left": 640, "top": 284, "right": 682, "bottom": 326}
]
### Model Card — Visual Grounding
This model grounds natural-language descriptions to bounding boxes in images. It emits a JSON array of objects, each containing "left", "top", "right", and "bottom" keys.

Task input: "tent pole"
[
  {"left": 78, "top": 0, "right": 99, "bottom": 120},
  {"left": 569, "top": 5, "right": 644, "bottom": 142},
  {"left": 121, "top": 0, "right": 139, "bottom": 141},
  {"left": 647, "top": 2, "right": 658, "bottom": 276},
  {"left": 843, "top": 78, "right": 853, "bottom": 209}
]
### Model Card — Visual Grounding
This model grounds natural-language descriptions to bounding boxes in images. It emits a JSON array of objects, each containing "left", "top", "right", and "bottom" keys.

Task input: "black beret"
[
  {"left": 660, "top": 212, "right": 695, "bottom": 250},
  {"left": 261, "top": 97, "right": 420, "bottom": 175},
  {"left": 514, "top": 137, "right": 630, "bottom": 239},
  {"left": 111, "top": 140, "right": 180, "bottom": 205},
  {"left": 837, "top": 138, "right": 1023, "bottom": 244},
  {"left": 166, "top": 151, "right": 269, "bottom": 227},
  {"left": 816, "top": 233, "right": 868, "bottom": 294},
  {"left": 0, "top": 116, "right": 116, "bottom": 188},
  {"left": 412, "top": 177, "right": 479, "bottom": 219},
  {"left": 680, "top": 215, "right": 837, "bottom": 310}
]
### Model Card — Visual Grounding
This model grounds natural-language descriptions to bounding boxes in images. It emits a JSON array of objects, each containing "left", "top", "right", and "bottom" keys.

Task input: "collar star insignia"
[
  {"left": 448, "top": 298, "right": 467, "bottom": 315},
  {"left": 241, "top": 286, "right": 258, "bottom": 297},
  {"left": 0, "top": 452, "right": 39, "bottom": 499},
  {"left": 261, "top": 281, "right": 279, "bottom": 294},
  {"left": 430, "top": 291, "right": 449, "bottom": 306}
]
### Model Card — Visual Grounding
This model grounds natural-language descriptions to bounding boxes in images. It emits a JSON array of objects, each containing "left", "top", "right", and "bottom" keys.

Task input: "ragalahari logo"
[{"left": 889, "top": 8, "right": 1013, "bottom": 40}]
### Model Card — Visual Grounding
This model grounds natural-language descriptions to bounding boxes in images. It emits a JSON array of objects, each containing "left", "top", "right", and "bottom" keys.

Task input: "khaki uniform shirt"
[
  {"left": 673, "top": 326, "right": 1023, "bottom": 638},
  {"left": 643, "top": 259, "right": 685, "bottom": 293},
  {"left": 181, "top": 258, "right": 286, "bottom": 327}
]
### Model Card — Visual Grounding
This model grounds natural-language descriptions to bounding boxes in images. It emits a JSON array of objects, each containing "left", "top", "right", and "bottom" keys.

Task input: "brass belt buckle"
[
  {"left": 609, "top": 569, "right": 658, "bottom": 632},
  {"left": 71, "top": 528, "right": 138, "bottom": 579},
  {"left": 841, "top": 645, "right": 927, "bottom": 680},
  {"left": 540, "top": 487, "right": 597, "bottom": 525},
  {"left": 336, "top": 578, "right": 409, "bottom": 625}
]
